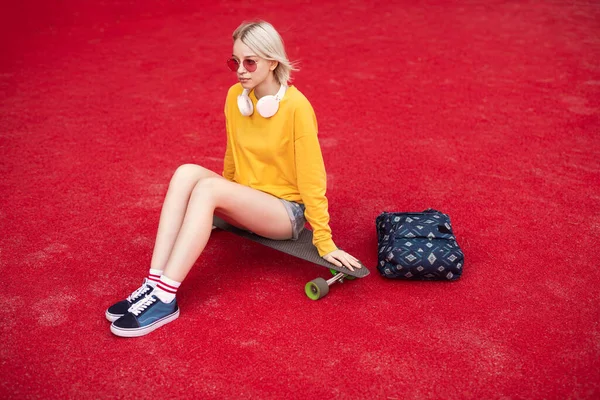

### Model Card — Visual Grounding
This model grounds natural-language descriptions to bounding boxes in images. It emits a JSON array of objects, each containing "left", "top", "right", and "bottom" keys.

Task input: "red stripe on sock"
[
  {"left": 148, "top": 274, "right": 161, "bottom": 282},
  {"left": 157, "top": 283, "right": 178, "bottom": 294},
  {"left": 158, "top": 280, "right": 179, "bottom": 290}
]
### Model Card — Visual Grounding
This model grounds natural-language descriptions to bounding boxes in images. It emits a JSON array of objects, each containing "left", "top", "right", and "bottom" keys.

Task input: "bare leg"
[
  {"left": 161, "top": 177, "right": 293, "bottom": 282},
  {"left": 150, "top": 164, "right": 221, "bottom": 270}
]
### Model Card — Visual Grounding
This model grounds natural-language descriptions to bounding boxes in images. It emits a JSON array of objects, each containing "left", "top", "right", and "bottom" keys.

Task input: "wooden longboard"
[{"left": 212, "top": 216, "right": 370, "bottom": 278}]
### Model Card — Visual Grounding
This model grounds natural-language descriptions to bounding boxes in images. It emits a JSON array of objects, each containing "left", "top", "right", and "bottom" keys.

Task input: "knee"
[
  {"left": 170, "top": 164, "right": 207, "bottom": 187},
  {"left": 190, "top": 177, "right": 225, "bottom": 202},
  {"left": 172, "top": 164, "right": 200, "bottom": 181}
]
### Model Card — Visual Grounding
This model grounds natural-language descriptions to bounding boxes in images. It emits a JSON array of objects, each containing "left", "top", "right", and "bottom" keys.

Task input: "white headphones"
[{"left": 237, "top": 85, "right": 287, "bottom": 118}]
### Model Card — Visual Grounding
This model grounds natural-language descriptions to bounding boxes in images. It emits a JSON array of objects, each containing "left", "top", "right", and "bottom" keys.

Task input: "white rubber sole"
[
  {"left": 110, "top": 309, "right": 180, "bottom": 338},
  {"left": 105, "top": 310, "right": 122, "bottom": 323}
]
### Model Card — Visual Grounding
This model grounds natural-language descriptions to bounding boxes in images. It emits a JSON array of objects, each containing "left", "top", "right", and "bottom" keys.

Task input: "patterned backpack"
[{"left": 376, "top": 209, "right": 464, "bottom": 280}]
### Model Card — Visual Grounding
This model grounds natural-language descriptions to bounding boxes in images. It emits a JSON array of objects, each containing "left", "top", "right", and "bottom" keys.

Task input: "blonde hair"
[{"left": 232, "top": 21, "right": 298, "bottom": 85}]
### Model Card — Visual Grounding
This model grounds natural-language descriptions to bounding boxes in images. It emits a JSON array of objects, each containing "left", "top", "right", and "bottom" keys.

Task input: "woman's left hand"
[{"left": 322, "top": 249, "right": 362, "bottom": 272}]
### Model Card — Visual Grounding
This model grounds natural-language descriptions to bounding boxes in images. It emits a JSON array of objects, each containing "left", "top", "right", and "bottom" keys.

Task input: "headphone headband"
[{"left": 273, "top": 84, "right": 287, "bottom": 101}]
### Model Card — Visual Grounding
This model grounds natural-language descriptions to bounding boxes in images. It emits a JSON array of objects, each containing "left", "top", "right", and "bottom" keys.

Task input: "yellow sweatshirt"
[{"left": 222, "top": 83, "right": 337, "bottom": 256}]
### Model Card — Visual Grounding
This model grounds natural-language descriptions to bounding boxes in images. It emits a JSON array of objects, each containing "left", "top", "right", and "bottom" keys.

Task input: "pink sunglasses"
[{"left": 227, "top": 58, "right": 258, "bottom": 72}]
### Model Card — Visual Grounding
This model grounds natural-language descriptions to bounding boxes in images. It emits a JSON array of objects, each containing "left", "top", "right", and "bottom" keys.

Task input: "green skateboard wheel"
[{"left": 305, "top": 278, "right": 329, "bottom": 300}]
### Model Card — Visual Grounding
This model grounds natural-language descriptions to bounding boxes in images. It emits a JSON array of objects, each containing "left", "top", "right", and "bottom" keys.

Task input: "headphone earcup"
[
  {"left": 256, "top": 95, "right": 280, "bottom": 118},
  {"left": 237, "top": 93, "right": 254, "bottom": 116}
]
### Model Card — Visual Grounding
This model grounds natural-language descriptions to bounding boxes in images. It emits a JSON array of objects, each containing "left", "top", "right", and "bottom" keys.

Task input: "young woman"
[{"left": 106, "top": 20, "right": 362, "bottom": 337}]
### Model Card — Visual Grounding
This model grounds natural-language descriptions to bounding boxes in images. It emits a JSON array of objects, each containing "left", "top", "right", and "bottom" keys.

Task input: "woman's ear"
[{"left": 269, "top": 60, "right": 279, "bottom": 71}]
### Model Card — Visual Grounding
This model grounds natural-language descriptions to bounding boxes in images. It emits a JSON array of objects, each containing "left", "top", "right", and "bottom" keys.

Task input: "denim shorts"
[{"left": 279, "top": 199, "right": 306, "bottom": 240}]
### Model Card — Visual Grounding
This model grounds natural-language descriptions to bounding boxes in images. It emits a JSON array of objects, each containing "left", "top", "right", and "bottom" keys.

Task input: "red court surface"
[{"left": 1, "top": 1, "right": 599, "bottom": 398}]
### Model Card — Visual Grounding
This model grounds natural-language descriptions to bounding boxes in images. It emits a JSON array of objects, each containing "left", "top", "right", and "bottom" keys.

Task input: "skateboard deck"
[{"left": 212, "top": 216, "right": 369, "bottom": 299}]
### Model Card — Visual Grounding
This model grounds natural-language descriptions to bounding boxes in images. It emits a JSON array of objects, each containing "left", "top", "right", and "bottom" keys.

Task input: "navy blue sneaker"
[
  {"left": 110, "top": 294, "right": 179, "bottom": 337},
  {"left": 105, "top": 279, "right": 154, "bottom": 322}
]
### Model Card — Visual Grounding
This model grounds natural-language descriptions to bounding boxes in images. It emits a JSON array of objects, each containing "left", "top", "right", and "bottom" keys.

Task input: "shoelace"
[
  {"left": 127, "top": 295, "right": 157, "bottom": 316},
  {"left": 126, "top": 281, "right": 151, "bottom": 303}
]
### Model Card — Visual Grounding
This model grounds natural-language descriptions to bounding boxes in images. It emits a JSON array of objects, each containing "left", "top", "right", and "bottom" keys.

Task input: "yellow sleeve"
[
  {"left": 294, "top": 102, "right": 338, "bottom": 257},
  {"left": 222, "top": 91, "right": 235, "bottom": 181}
]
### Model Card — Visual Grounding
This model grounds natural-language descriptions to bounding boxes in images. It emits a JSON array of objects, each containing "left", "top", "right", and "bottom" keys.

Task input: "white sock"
[
  {"left": 154, "top": 275, "right": 181, "bottom": 303},
  {"left": 147, "top": 269, "right": 162, "bottom": 287}
]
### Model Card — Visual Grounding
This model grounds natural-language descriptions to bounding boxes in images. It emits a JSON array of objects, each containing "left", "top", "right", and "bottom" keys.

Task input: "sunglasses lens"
[
  {"left": 243, "top": 59, "right": 257, "bottom": 72},
  {"left": 227, "top": 58, "right": 239, "bottom": 72}
]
